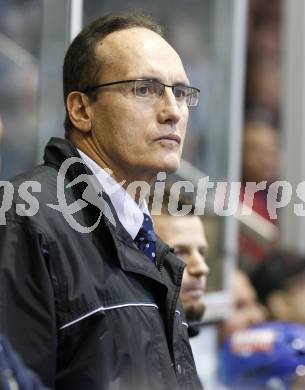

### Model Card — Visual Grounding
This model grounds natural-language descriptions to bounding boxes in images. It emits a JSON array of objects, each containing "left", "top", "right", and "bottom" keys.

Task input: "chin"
[
  {"left": 184, "top": 301, "right": 205, "bottom": 322},
  {"left": 142, "top": 154, "right": 181, "bottom": 179},
  {"left": 159, "top": 154, "right": 181, "bottom": 173}
]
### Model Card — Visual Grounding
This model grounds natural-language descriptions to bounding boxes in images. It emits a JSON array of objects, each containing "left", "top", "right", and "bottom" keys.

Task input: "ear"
[
  {"left": 267, "top": 291, "right": 291, "bottom": 321},
  {"left": 66, "top": 92, "right": 92, "bottom": 133}
]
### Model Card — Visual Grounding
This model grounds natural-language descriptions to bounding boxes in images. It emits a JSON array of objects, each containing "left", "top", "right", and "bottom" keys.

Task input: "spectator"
[
  {"left": 0, "top": 333, "right": 48, "bottom": 390},
  {"left": 239, "top": 121, "right": 281, "bottom": 264},
  {"left": 218, "top": 269, "right": 266, "bottom": 342},
  {"left": 153, "top": 212, "right": 209, "bottom": 336},
  {"left": 251, "top": 251, "right": 305, "bottom": 323},
  {"left": 246, "top": 57, "right": 281, "bottom": 114},
  {"left": 246, "top": 0, "right": 282, "bottom": 117},
  {"left": 218, "top": 321, "right": 305, "bottom": 390},
  {"left": 242, "top": 121, "right": 280, "bottom": 190}
]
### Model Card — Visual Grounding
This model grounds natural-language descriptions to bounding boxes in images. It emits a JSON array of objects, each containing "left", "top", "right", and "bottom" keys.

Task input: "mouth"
[
  {"left": 184, "top": 288, "right": 204, "bottom": 299},
  {"left": 184, "top": 285, "right": 205, "bottom": 297},
  {"left": 156, "top": 134, "right": 181, "bottom": 145}
]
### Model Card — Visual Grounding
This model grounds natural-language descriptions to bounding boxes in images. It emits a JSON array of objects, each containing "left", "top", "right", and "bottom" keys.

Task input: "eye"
[
  {"left": 174, "top": 86, "right": 187, "bottom": 100},
  {"left": 173, "top": 247, "right": 189, "bottom": 257},
  {"left": 134, "top": 81, "right": 157, "bottom": 98},
  {"left": 135, "top": 86, "right": 150, "bottom": 97}
]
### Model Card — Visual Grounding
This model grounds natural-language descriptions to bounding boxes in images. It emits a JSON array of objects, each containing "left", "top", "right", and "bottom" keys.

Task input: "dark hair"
[
  {"left": 63, "top": 11, "right": 163, "bottom": 138},
  {"left": 250, "top": 250, "right": 305, "bottom": 304}
]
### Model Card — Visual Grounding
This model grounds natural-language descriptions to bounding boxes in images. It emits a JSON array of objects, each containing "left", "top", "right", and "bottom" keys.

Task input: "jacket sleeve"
[{"left": 0, "top": 220, "right": 57, "bottom": 389}]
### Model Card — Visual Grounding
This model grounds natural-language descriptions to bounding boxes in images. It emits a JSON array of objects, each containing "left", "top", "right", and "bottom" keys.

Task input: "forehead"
[
  {"left": 154, "top": 215, "right": 207, "bottom": 247},
  {"left": 96, "top": 27, "right": 188, "bottom": 83}
]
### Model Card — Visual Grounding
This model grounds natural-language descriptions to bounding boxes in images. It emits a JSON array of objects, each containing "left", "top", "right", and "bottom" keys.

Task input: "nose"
[
  {"left": 187, "top": 250, "right": 210, "bottom": 277},
  {"left": 247, "top": 303, "right": 266, "bottom": 326},
  {"left": 156, "top": 87, "right": 183, "bottom": 125}
]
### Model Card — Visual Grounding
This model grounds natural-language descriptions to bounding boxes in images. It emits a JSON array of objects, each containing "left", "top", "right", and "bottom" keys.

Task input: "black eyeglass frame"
[{"left": 81, "top": 78, "right": 200, "bottom": 105}]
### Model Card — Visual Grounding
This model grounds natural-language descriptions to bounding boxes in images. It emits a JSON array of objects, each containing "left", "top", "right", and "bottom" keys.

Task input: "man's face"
[
  {"left": 87, "top": 27, "right": 189, "bottom": 183},
  {"left": 220, "top": 270, "right": 266, "bottom": 341},
  {"left": 153, "top": 215, "right": 209, "bottom": 321},
  {"left": 243, "top": 124, "right": 280, "bottom": 184}
]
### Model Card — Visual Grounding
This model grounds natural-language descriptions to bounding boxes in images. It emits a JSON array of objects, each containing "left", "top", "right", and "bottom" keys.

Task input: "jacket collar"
[{"left": 44, "top": 137, "right": 85, "bottom": 176}]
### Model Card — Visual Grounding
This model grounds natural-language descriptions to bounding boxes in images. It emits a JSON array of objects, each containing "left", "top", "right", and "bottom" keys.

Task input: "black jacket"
[{"left": 0, "top": 138, "right": 201, "bottom": 390}]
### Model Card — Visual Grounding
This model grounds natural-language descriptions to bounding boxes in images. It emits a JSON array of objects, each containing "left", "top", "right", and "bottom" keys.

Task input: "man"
[
  {"left": 0, "top": 11, "right": 201, "bottom": 390},
  {"left": 153, "top": 213, "right": 209, "bottom": 334}
]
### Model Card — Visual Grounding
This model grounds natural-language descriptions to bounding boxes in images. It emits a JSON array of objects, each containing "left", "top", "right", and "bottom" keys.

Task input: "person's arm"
[
  {"left": 0, "top": 334, "right": 50, "bottom": 390},
  {"left": 0, "top": 220, "right": 57, "bottom": 388}
]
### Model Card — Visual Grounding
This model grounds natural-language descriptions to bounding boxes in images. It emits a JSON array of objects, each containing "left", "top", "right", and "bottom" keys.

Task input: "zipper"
[
  {"left": 156, "top": 246, "right": 185, "bottom": 370},
  {"left": 168, "top": 263, "right": 184, "bottom": 340},
  {"left": 156, "top": 245, "right": 170, "bottom": 272}
]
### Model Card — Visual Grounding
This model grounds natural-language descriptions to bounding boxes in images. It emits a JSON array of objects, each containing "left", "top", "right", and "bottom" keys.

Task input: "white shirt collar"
[{"left": 77, "top": 149, "right": 149, "bottom": 239}]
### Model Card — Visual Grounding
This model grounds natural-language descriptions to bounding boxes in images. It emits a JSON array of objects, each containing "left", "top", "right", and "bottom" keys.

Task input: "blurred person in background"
[
  {"left": 218, "top": 321, "right": 305, "bottom": 390},
  {"left": 248, "top": 0, "right": 281, "bottom": 59},
  {"left": 251, "top": 250, "right": 305, "bottom": 323},
  {"left": 153, "top": 212, "right": 209, "bottom": 336},
  {"left": 246, "top": 57, "right": 281, "bottom": 116},
  {"left": 242, "top": 121, "right": 280, "bottom": 193},
  {"left": 218, "top": 269, "right": 266, "bottom": 342},
  {"left": 239, "top": 121, "right": 281, "bottom": 265},
  {"left": 0, "top": 0, "right": 40, "bottom": 179},
  {"left": 0, "top": 333, "right": 48, "bottom": 390},
  {"left": 213, "top": 270, "right": 266, "bottom": 389},
  {"left": 241, "top": 0, "right": 282, "bottom": 267},
  {"left": 246, "top": 0, "right": 282, "bottom": 121}
]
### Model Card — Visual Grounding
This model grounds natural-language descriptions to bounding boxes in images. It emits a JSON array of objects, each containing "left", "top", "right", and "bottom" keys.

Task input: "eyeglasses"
[{"left": 82, "top": 79, "right": 200, "bottom": 107}]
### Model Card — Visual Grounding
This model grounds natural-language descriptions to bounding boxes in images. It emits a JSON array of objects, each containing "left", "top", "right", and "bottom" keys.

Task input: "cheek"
[
  {"left": 179, "top": 116, "right": 188, "bottom": 142},
  {"left": 181, "top": 272, "right": 191, "bottom": 292},
  {"left": 116, "top": 114, "right": 154, "bottom": 149},
  {"left": 292, "top": 290, "right": 305, "bottom": 313},
  {"left": 119, "top": 128, "right": 151, "bottom": 157},
  {"left": 108, "top": 120, "right": 143, "bottom": 151}
]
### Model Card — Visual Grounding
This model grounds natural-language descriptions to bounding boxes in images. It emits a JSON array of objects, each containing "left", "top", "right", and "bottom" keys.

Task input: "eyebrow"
[
  {"left": 174, "top": 244, "right": 208, "bottom": 253},
  {"left": 138, "top": 76, "right": 190, "bottom": 87}
]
